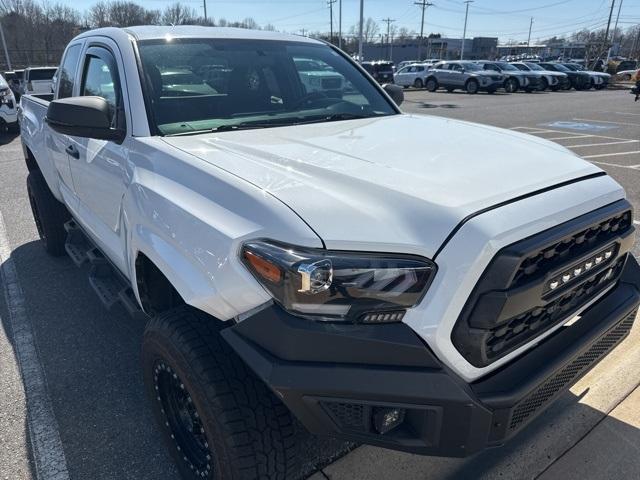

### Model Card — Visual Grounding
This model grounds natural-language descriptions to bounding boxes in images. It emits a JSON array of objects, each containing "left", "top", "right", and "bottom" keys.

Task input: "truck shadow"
[
  {"left": 0, "top": 130, "right": 19, "bottom": 145},
  {"left": 0, "top": 240, "right": 352, "bottom": 479}
]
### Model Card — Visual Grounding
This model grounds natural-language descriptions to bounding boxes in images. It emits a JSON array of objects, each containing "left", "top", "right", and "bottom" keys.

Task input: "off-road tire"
[
  {"left": 142, "top": 306, "right": 299, "bottom": 480},
  {"left": 413, "top": 78, "right": 423, "bottom": 89},
  {"left": 466, "top": 79, "right": 479, "bottom": 94},
  {"left": 26, "top": 171, "right": 70, "bottom": 256}
]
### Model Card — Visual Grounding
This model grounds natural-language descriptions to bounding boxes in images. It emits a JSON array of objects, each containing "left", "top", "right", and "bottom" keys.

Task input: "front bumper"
[
  {"left": 222, "top": 256, "right": 640, "bottom": 457},
  {"left": 0, "top": 107, "right": 17, "bottom": 125}
]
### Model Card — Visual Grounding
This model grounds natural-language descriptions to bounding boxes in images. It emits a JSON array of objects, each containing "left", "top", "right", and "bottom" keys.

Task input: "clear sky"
[{"left": 63, "top": 0, "right": 640, "bottom": 42}]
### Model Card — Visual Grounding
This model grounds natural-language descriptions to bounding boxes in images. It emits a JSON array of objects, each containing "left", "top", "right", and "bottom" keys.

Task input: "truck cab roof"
[{"left": 75, "top": 25, "right": 322, "bottom": 45}]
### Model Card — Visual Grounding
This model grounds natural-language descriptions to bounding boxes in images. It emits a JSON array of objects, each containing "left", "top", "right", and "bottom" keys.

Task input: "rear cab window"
[{"left": 57, "top": 44, "right": 82, "bottom": 98}]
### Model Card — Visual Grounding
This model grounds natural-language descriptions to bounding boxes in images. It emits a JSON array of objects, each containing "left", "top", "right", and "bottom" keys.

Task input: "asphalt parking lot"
[{"left": 1, "top": 87, "right": 639, "bottom": 480}]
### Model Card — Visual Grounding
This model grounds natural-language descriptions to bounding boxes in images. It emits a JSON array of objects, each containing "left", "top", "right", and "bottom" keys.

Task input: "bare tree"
[
  {"left": 349, "top": 17, "right": 379, "bottom": 43},
  {"left": 162, "top": 2, "right": 196, "bottom": 25}
]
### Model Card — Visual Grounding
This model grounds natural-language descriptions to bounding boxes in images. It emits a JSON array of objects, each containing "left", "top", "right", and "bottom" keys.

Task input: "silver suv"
[{"left": 425, "top": 61, "right": 504, "bottom": 94}]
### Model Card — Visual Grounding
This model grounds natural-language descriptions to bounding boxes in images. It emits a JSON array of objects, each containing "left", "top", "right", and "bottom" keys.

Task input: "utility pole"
[
  {"left": 608, "top": 0, "right": 623, "bottom": 59},
  {"left": 599, "top": 0, "right": 616, "bottom": 69},
  {"left": 415, "top": 1, "right": 434, "bottom": 61},
  {"left": 328, "top": 0, "right": 336, "bottom": 45},
  {"left": 358, "top": 0, "right": 364, "bottom": 61},
  {"left": 460, "top": 0, "right": 473, "bottom": 60},
  {"left": 338, "top": 0, "right": 342, "bottom": 49},
  {"left": 527, "top": 17, "right": 533, "bottom": 47},
  {"left": 382, "top": 18, "right": 395, "bottom": 61},
  {"left": 0, "top": 18, "right": 10, "bottom": 71},
  {"left": 203, "top": 0, "right": 207, "bottom": 22}
]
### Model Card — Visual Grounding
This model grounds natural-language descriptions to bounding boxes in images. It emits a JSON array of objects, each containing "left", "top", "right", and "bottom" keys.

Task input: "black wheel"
[
  {"left": 142, "top": 306, "right": 299, "bottom": 480},
  {"left": 413, "top": 78, "right": 423, "bottom": 89},
  {"left": 26, "top": 171, "right": 70, "bottom": 256},
  {"left": 540, "top": 78, "right": 549, "bottom": 91},
  {"left": 504, "top": 77, "right": 518, "bottom": 93},
  {"left": 589, "top": 79, "right": 595, "bottom": 90},
  {"left": 7, "top": 122, "right": 19, "bottom": 133},
  {"left": 465, "top": 79, "right": 479, "bottom": 94},
  {"left": 425, "top": 77, "right": 438, "bottom": 92}
]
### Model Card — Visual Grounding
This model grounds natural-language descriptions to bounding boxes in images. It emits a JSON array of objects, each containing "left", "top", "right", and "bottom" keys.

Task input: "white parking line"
[
  {"left": 635, "top": 220, "right": 640, "bottom": 226},
  {"left": 566, "top": 140, "right": 640, "bottom": 148},
  {"left": 614, "top": 112, "right": 640, "bottom": 117},
  {"left": 583, "top": 151, "right": 640, "bottom": 159},
  {"left": 590, "top": 161, "right": 640, "bottom": 170},
  {"left": 545, "top": 135, "right": 594, "bottom": 141},
  {"left": 573, "top": 117, "right": 640, "bottom": 127},
  {"left": 0, "top": 211, "right": 70, "bottom": 480},
  {"left": 513, "top": 127, "right": 638, "bottom": 142}
]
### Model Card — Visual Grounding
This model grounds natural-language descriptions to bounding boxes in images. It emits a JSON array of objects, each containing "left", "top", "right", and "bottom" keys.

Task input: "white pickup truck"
[{"left": 19, "top": 26, "right": 640, "bottom": 480}]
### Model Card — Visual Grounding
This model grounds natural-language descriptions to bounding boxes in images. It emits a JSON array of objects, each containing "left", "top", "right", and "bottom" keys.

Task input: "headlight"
[{"left": 241, "top": 240, "right": 436, "bottom": 323}]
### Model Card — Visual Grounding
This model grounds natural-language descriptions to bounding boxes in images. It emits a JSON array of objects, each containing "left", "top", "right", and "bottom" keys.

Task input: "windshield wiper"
[{"left": 167, "top": 112, "right": 384, "bottom": 136}]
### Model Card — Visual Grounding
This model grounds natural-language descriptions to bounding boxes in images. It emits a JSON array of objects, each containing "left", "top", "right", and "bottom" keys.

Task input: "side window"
[
  {"left": 450, "top": 64, "right": 461, "bottom": 71},
  {"left": 81, "top": 51, "right": 120, "bottom": 126},
  {"left": 416, "top": 66, "right": 424, "bottom": 72},
  {"left": 57, "top": 44, "right": 81, "bottom": 99}
]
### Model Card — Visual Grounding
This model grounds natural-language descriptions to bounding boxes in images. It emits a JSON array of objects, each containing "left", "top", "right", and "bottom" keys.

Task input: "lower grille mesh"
[
  {"left": 322, "top": 401, "right": 370, "bottom": 432},
  {"left": 508, "top": 309, "right": 637, "bottom": 431}
]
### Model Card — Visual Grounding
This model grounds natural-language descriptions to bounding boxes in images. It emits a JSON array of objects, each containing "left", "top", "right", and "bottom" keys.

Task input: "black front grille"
[
  {"left": 486, "top": 257, "right": 626, "bottom": 359},
  {"left": 512, "top": 211, "right": 631, "bottom": 288},
  {"left": 452, "top": 200, "right": 635, "bottom": 367},
  {"left": 321, "top": 78, "right": 342, "bottom": 89},
  {"left": 508, "top": 309, "right": 636, "bottom": 431}
]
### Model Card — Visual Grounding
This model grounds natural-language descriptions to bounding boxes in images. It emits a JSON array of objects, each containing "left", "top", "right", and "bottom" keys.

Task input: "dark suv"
[
  {"left": 361, "top": 61, "right": 395, "bottom": 84},
  {"left": 539, "top": 63, "right": 590, "bottom": 90}
]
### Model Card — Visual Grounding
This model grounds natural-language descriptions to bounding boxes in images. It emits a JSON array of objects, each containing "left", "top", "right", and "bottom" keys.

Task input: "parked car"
[
  {"left": 0, "top": 73, "right": 18, "bottom": 132},
  {"left": 4, "top": 69, "right": 24, "bottom": 99},
  {"left": 22, "top": 67, "right": 58, "bottom": 95},
  {"left": 19, "top": 26, "right": 640, "bottom": 480},
  {"left": 616, "top": 60, "right": 637, "bottom": 73},
  {"left": 397, "top": 60, "right": 420, "bottom": 71},
  {"left": 511, "top": 62, "right": 570, "bottom": 91},
  {"left": 294, "top": 58, "right": 345, "bottom": 95},
  {"left": 561, "top": 63, "right": 610, "bottom": 90},
  {"left": 538, "top": 62, "right": 590, "bottom": 90},
  {"left": 476, "top": 61, "right": 543, "bottom": 93},
  {"left": 425, "top": 60, "right": 504, "bottom": 94},
  {"left": 361, "top": 61, "right": 395, "bottom": 83},
  {"left": 393, "top": 63, "right": 430, "bottom": 88},
  {"left": 617, "top": 69, "right": 640, "bottom": 82}
]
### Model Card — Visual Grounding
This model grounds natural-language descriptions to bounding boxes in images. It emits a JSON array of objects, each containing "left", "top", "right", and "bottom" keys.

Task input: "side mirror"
[
  {"left": 382, "top": 83, "right": 404, "bottom": 106},
  {"left": 46, "top": 96, "right": 124, "bottom": 141}
]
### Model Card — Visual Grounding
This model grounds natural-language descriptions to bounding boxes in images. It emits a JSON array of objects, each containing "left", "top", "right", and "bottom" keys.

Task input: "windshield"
[
  {"left": 562, "top": 64, "right": 578, "bottom": 71},
  {"left": 460, "top": 63, "right": 482, "bottom": 71},
  {"left": 496, "top": 62, "right": 518, "bottom": 71},
  {"left": 139, "top": 39, "right": 396, "bottom": 135},
  {"left": 547, "top": 63, "right": 570, "bottom": 72},
  {"left": 524, "top": 63, "right": 544, "bottom": 71}
]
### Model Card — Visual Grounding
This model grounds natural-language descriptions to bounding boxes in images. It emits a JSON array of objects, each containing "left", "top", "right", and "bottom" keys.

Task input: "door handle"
[{"left": 65, "top": 144, "right": 79, "bottom": 159}]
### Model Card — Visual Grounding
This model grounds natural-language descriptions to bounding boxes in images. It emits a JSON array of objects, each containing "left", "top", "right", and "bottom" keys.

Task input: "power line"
[{"left": 414, "top": 1, "right": 434, "bottom": 61}]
